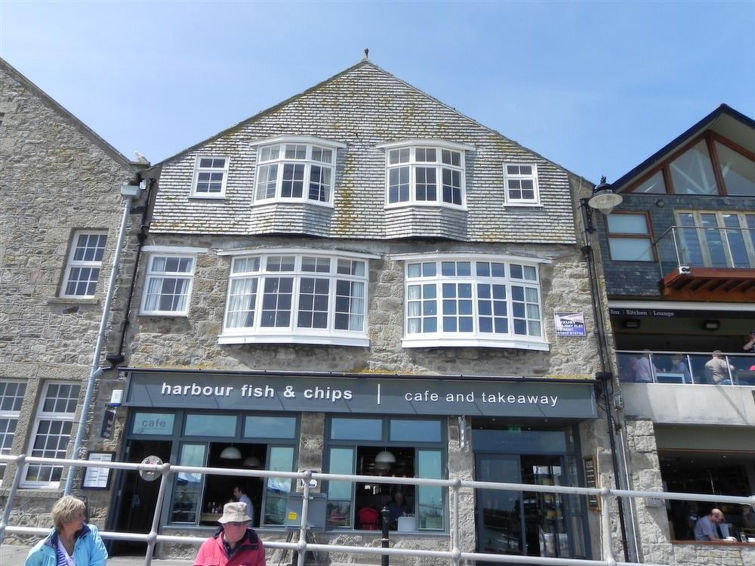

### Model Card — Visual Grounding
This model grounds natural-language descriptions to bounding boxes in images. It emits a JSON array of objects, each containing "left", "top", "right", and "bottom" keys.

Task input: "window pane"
[
  {"left": 327, "top": 447, "right": 354, "bottom": 500},
  {"left": 670, "top": 140, "right": 717, "bottom": 195},
  {"left": 716, "top": 142, "right": 755, "bottom": 196},
  {"left": 608, "top": 238, "right": 654, "bottom": 261},
  {"left": 185, "top": 414, "right": 237, "bottom": 436},
  {"left": 331, "top": 418, "right": 382, "bottom": 440},
  {"left": 607, "top": 214, "right": 649, "bottom": 235},
  {"left": 131, "top": 413, "right": 175, "bottom": 435},
  {"left": 244, "top": 416, "right": 297, "bottom": 439},
  {"left": 390, "top": 419, "right": 441, "bottom": 442},
  {"left": 633, "top": 171, "right": 666, "bottom": 194},
  {"left": 417, "top": 450, "right": 443, "bottom": 530},
  {"left": 171, "top": 444, "right": 206, "bottom": 523},
  {"left": 264, "top": 446, "right": 294, "bottom": 526}
]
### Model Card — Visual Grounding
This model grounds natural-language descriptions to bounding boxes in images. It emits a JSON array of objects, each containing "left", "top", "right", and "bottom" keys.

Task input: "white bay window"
[
  {"left": 220, "top": 251, "right": 374, "bottom": 346},
  {"left": 252, "top": 137, "right": 344, "bottom": 205},
  {"left": 398, "top": 255, "right": 548, "bottom": 350}
]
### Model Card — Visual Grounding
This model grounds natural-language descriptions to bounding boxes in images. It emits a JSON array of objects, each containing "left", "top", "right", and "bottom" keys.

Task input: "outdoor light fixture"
[
  {"left": 587, "top": 176, "right": 623, "bottom": 215},
  {"left": 219, "top": 445, "right": 242, "bottom": 459},
  {"left": 375, "top": 450, "right": 396, "bottom": 464},
  {"left": 702, "top": 320, "right": 720, "bottom": 331},
  {"left": 623, "top": 319, "right": 641, "bottom": 329}
]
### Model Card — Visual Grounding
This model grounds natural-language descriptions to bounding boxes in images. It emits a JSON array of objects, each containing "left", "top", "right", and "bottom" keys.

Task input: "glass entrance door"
[{"left": 475, "top": 454, "right": 569, "bottom": 560}]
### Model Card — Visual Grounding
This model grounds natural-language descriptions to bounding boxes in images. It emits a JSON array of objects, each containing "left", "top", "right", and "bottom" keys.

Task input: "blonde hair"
[{"left": 51, "top": 496, "right": 86, "bottom": 531}]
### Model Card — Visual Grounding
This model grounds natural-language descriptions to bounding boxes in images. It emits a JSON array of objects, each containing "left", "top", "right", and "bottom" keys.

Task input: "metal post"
[
  {"left": 143, "top": 463, "right": 171, "bottom": 566},
  {"left": 380, "top": 506, "right": 390, "bottom": 566},
  {"left": 0, "top": 454, "right": 25, "bottom": 545}
]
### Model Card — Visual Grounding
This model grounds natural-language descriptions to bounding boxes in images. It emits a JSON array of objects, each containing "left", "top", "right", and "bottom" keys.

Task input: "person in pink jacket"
[{"left": 194, "top": 502, "right": 266, "bottom": 566}]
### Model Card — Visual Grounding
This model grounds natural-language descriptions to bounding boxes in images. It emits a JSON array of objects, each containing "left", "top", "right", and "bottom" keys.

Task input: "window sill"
[
  {"left": 189, "top": 194, "right": 226, "bottom": 200},
  {"left": 402, "top": 337, "right": 550, "bottom": 351},
  {"left": 139, "top": 312, "right": 190, "bottom": 318},
  {"left": 504, "top": 202, "right": 544, "bottom": 208},
  {"left": 252, "top": 199, "right": 334, "bottom": 209},
  {"left": 48, "top": 297, "right": 99, "bottom": 306},
  {"left": 385, "top": 202, "right": 466, "bottom": 212},
  {"left": 219, "top": 333, "right": 369, "bottom": 347}
]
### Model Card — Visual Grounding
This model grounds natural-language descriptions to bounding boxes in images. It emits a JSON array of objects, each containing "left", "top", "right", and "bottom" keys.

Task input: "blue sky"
[{"left": 1, "top": 1, "right": 753, "bottom": 183}]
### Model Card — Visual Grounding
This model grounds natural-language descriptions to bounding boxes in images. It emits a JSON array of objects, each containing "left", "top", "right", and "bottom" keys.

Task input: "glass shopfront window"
[
  {"left": 123, "top": 411, "right": 298, "bottom": 529},
  {"left": 325, "top": 416, "right": 446, "bottom": 532}
]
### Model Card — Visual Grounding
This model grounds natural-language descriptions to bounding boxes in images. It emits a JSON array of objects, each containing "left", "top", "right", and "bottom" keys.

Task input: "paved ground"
[{"left": 0, "top": 544, "right": 192, "bottom": 566}]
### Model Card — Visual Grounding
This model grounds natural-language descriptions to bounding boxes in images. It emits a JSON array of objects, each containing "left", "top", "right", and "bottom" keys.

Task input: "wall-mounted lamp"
[
  {"left": 623, "top": 319, "right": 641, "bottom": 329},
  {"left": 702, "top": 320, "right": 720, "bottom": 331},
  {"left": 587, "top": 176, "right": 624, "bottom": 216}
]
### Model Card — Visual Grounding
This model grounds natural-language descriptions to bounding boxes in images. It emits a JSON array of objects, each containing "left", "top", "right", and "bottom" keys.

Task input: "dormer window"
[
  {"left": 191, "top": 157, "right": 228, "bottom": 198},
  {"left": 253, "top": 137, "right": 343, "bottom": 205},
  {"left": 378, "top": 140, "right": 471, "bottom": 208},
  {"left": 503, "top": 163, "right": 540, "bottom": 205}
]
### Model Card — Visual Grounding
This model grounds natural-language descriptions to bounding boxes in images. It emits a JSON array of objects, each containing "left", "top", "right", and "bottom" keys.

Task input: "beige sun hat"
[{"left": 218, "top": 502, "right": 252, "bottom": 524}]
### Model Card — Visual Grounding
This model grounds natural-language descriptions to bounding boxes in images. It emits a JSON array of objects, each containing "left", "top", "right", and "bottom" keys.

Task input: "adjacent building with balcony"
[
  {"left": 100, "top": 58, "right": 619, "bottom": 562},
  {"left": 591, "top": 104, "right": 755, "bottom": 564}
]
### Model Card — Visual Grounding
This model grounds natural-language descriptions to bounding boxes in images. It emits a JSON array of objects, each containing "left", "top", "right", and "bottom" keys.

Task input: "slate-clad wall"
[
  {"left": 150, "top": 62, "right": 577, "bottom": 244},
  {"left": 597, "top": 193, "right": 755, "bottom": 298}
]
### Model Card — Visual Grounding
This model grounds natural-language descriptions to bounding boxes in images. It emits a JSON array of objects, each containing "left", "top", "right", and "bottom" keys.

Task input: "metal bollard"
[{"left": 381, "top": 506, "right": 390, "bottom": 566}]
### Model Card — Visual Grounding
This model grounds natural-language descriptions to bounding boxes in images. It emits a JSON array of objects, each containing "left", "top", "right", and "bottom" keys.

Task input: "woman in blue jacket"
[{"left": 25, "top": 495, "right": 107, "bottom": 566}]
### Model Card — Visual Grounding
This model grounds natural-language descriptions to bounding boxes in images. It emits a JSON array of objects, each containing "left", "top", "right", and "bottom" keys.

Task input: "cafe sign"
[{"left": 125, "top": 371, "right": 597, "bottom": 419}]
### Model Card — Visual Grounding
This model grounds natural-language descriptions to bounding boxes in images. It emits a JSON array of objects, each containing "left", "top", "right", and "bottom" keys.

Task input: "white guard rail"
[{"left": 0, "top": 454, "right": 753, "bottom": 566}]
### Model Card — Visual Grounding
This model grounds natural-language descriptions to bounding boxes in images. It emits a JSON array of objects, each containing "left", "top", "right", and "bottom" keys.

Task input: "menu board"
[{"left": 81, "top": 452, "right": 114, "bottom": 489}]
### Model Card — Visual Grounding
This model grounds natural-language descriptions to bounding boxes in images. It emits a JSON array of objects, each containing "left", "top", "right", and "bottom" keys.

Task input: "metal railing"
[
  {"left": 654, "top": 224, "right": 755, "bottom": 275},
  {"left": 617, "top": 350, "right": 755, "bottom": 386},
  {"left": 1, "top": 454, "right": 753, "bottom": 566}
]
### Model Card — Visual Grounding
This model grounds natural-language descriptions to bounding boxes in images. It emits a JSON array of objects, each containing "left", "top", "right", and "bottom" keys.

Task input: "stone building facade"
[
  {"left": 100, "top": 59, "right": 618, "bottom": 563},
  {"left": 0, "top": 57, "right": 142, "bottom": 533}
]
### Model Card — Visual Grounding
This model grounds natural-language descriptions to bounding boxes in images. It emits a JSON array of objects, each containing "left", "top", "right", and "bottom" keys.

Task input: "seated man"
[{"left": 694, "top": 508, "right": 725, "bottom": 541}]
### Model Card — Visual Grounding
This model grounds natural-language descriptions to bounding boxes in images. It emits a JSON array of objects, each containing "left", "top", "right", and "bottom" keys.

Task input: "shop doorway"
[
  {"left": 475, "top": 453, "right": 569, "bottom": 561},
  {"left": 110, "top": 439, "right": 172, "bottom": 556}
]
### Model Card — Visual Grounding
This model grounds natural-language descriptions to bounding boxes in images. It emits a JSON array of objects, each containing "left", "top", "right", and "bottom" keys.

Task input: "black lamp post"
[{"left": 580, "top": 177, "right": 638, "bottom": 562}]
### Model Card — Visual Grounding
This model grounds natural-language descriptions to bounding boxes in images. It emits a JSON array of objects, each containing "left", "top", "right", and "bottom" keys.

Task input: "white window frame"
[
  {"left": 218, "top": 249, "right": 375, "bottom": 346},
  {"left": 191, "top": 156, "right": 229, "bottom": 198},
  {"left": 394, "top": 254, "right": 549, "bottom": 351},
  {"left": 60, "top": 230, "right": 108, "bottom": 298},
  {"left": 21, "top": 381, "right": 80, "bottom": 488},
  {"left": 140, "top": 250, "right": 199, "bottom": 316},
  {"left": 502, "top": 163, "right": 540, "bottom": 205},
  {"left": 0, "top": 380, "right": 26, "bottom": 485},
  {"left": 251, "top": 136, "right": 344, "bottom": 206},
  {"left": 378, "top": 140, "right": 472, "bottom": 209}
]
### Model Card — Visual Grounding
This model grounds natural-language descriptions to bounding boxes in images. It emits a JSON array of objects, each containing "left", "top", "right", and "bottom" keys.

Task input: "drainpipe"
[
  {"left": 64, "top": 182, "right": 142, "bottom": 495},
  {"left": 580, "top": 197, "right": 638, "bottom": 562}
]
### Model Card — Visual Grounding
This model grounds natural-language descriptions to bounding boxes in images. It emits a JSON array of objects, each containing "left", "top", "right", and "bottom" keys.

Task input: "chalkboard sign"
[{"left": 583, "top": 456, "right": 600, "bottom": 511}]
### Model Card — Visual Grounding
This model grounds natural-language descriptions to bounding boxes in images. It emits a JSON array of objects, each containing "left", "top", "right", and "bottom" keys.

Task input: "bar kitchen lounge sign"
[{"left": 125, "top": 371, "right": 596, "bottom": 419}]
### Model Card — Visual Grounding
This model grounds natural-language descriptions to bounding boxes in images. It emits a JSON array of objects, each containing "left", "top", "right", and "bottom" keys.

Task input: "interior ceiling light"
[
  {"left": 375, "top": 450, "right": 396, "bottom": 464},
  {"left": 219, "top": 445, "right": 242, "bottom": 459}
]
